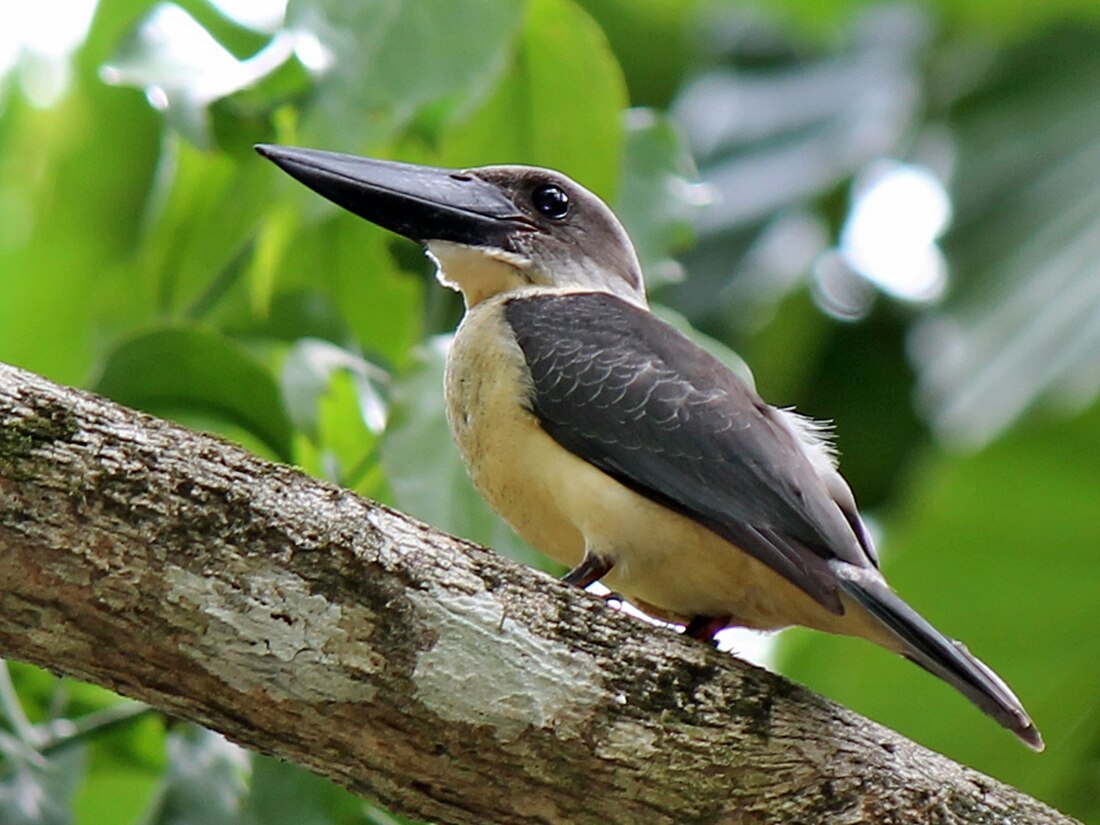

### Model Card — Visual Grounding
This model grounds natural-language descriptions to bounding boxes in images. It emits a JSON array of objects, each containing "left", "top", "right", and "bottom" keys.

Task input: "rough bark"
[{"left": 0, "top": 362, "right": 1076, "bottom": 825}]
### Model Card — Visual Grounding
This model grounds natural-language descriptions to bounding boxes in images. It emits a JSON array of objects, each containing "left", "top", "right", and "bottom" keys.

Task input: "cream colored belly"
[
  {"left": 444, "top": 298, "right": 885, "bottom": 641},
  {"left": 445, "top": 301, "right": 588, "bottom": 570}
]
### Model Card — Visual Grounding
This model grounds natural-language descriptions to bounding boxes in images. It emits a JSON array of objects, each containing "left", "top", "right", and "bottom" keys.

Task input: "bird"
[{"left": 256, "top": 143, "right": 1043, "bottom": 751}]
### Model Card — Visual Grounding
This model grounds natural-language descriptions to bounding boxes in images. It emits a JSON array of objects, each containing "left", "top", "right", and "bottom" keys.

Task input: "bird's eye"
[{"left": 532, "top": 183, "right": 570, "bottom": 219}]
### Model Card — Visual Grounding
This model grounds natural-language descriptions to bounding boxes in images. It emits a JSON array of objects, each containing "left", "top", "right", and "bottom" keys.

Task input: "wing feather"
[{"left": 505, "top": 292, "right": 877, "bottom": 613}]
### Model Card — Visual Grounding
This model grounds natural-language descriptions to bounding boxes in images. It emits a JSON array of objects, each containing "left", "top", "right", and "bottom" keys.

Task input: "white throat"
[{"left": 426, "top": 241, "right": 534, "bottom": 308}]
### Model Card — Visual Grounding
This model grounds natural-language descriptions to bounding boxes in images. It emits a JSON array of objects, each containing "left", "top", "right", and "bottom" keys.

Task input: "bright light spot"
[
  {"left": 207, "top": 0, "right": 287, "bottom": 34},
  {"left": 293, "top": 31, "right": 335, "bottom": 75},
  {"left": 714, "top": 628, "right": 778, "bottom": 668},
  {"left": 100, "top": 1, "right": 295, "bottom": 143},
  {"left": 671, "top": 176, "right": 717, "bottom": 209},
  {"left": 0, "top": 0, "right": 98, "bottom": 108},
  {"left": 587, "top": 583, "right": 779, "bottom": 668},
  {"left": 100, "top": 4, "right": 246, "bottom": 104},
  {"left": 145, "top": 86, "right": 169, "bottom": 111},
  {"left": 840, "top": 161, "right": 951, "bottom": 303}
]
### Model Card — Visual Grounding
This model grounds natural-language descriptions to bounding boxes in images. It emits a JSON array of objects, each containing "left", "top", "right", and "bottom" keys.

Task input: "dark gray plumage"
[
  {"left": 505, "top": 290, "right": 1040, "bottom": 744},
  {"left": 504, "top": 291, "right": 871, "bottom": 614}
]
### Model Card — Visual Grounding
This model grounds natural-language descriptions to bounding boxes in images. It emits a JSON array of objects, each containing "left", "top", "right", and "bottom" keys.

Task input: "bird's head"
[{"left": 256, "top": 145, "right": 646, "bottom": 308}]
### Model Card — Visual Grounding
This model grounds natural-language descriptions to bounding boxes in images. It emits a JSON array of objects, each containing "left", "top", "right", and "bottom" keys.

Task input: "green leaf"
[
  {"left": 316, "top": 371, "right": 379, "bottom": 484},
  {"left": 0, "top": 57, "right": 160, "bottom": 385},
  {"left": 281, "top": 339, "right": 388, "bottom": 494},
  {"left": 616, "top": 108, "right": 702, "bottom": 289},
  {"left": 0, "top": 743, "right": 85, "bottom": 825},
  {"left": 380, "top": 339, "right": 551, "bottom": 571},
  {"left": 242, "top": 756, "right": 368, "bottom": 825},
  {"left": 123, "top": 138, "right": 275, "bottom": 323},
  {"left": 80, "top": 704, "right": 166, "bottom": 775},
  {"left": 916, "top": 31, "right": 1100, "bottom": 448},
  {"left": 93, "top": 325, "right": 293, "bottom": 459},
  {"left": 143, "top": 726, "right": 248, "bottom": 825},
  {"left": 101, "top": 5, "right": 294, "bottom": 147},
  {"left": 574, "top": 0, "right": 699, "bottom": 106},
  {"left": 766, "top": 0, "right": 1100, "bottom": 38},
  {"left": 436, "top": 0, "right": 628, "bottom": 199},
  {"left": 291, "top": 0, "right": 525, "bottom": 149},
  {"left": 322, "top": 218, "right": 426, "bottom": 369},
  {"left": 76, "top": 764, "right": 161, "bottom": 825},
  {"left": 270, "top": 212, "right": 425, "bottom": 369}
]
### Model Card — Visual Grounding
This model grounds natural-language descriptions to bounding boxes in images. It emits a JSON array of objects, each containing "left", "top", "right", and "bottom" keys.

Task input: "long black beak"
[{"left": 256, "top": 144, "right": 528, "bottom": 246}]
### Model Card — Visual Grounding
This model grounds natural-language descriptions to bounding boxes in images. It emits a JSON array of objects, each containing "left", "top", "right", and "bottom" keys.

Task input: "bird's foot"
[
  {"left": 561, "top": 553, "right": 613, "bottom": 589},
  {"left": 682, "top": 614, "right": 732, "bottom": 646}
]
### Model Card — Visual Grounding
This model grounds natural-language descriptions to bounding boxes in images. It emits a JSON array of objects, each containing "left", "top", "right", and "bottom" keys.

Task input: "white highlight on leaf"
[
  {"left": 841, "top": 160, "right": 950, "bottom": 303},
  {"left": 100, "top": 4, "right": 295, "bottom": 109},
  {"left": 0, "top": 0, "right": 97, "bottom": 107}
]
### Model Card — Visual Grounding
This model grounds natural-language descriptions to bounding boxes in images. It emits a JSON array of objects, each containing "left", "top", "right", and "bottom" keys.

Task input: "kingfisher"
[{"left": 257, "top": 144, "right": 1042, "bottom": 750}]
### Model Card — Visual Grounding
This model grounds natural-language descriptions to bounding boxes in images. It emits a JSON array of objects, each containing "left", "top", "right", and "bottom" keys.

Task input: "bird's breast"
[
  {"left": 442, "top": 298, "right": 871, "bottom": 638},
  {"left": 444, "top": 299, "right": 588, "bottom": 569}
]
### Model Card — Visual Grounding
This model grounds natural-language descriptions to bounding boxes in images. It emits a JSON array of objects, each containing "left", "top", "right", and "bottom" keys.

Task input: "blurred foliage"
[{"left": 1, "top": 0, "right": 1099, "bottom": 822}]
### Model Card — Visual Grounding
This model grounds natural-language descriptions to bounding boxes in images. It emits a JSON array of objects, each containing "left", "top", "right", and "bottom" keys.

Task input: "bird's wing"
[{"left": 504, "top": 291, "right": 877, "bottom": 613}]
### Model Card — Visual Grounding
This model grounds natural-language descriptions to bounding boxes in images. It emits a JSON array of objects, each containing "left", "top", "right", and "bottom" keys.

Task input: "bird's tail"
[{"left": 834, "top": 566, "right": 1043, "bottom": 751}]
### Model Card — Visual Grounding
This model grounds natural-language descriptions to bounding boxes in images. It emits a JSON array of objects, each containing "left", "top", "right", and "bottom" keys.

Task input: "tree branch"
[{"left": 0, "top": 362, "right": 1076, "bottom": 825}]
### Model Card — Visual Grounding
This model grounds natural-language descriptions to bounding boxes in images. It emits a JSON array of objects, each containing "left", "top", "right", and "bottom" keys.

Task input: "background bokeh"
[{"left": 1, "top": 0, "right": 1099, "bottom": 822}]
